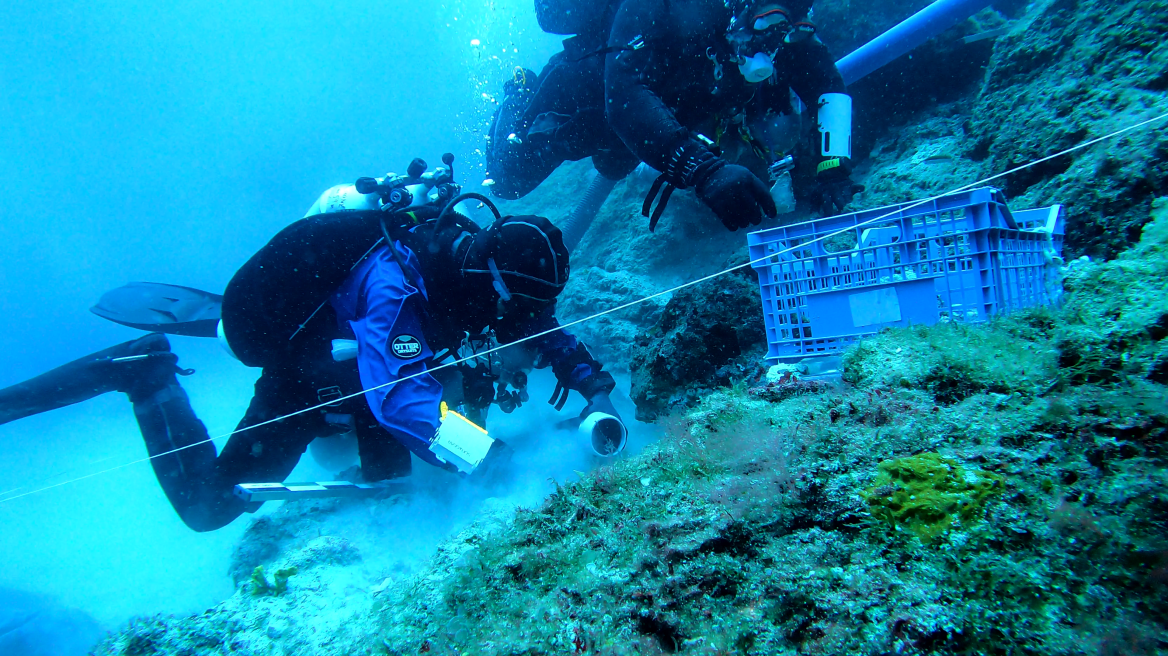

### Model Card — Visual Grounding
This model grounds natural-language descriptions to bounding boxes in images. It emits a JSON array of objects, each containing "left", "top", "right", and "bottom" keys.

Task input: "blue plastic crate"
[{"left": 746, "top": 187, "right": 1065, "bottom": 362}]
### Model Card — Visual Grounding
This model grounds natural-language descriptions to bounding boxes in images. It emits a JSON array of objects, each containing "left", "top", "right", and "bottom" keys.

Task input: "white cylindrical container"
[
  {"left": 818, "top": 93, "right": 853, "bottom": 159},
  {"left": 579, "top": 413, "right": 628, "bottom": 457}
]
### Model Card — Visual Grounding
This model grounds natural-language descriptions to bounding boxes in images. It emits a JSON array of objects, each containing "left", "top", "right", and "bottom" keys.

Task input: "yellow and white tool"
[{"left": 429, "top": 402, "right": 496, "bottom": 474}]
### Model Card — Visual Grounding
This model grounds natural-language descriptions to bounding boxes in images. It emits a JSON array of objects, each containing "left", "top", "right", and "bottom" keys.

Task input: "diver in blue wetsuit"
[{"left": 0, "top": 158, "right": 621, "bottom": 532}]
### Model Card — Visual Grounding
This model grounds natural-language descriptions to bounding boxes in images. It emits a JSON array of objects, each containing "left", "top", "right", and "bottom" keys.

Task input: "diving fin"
[{"left": 91, "top": 282, "right": 223, "bottom": 338}]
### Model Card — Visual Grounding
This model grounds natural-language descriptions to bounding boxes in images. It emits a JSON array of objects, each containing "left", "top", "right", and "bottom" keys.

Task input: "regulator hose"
[{"left": 429, "top": 193, "right": 503, "bottom": 254}]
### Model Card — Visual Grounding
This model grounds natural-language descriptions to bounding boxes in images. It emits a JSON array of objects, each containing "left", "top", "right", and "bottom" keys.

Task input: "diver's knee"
[{"left": 177, "top": 501, "right": 247, "bottom": 533}]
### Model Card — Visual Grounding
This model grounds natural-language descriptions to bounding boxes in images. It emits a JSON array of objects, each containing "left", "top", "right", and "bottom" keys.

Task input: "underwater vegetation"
[
  {"left": 93, "top": 198, "right": 1168, "bottom": 656},
  {"left": 249, "top": 566, "right": 298, "bottom": 597},
  {"left": 862, "top": 452, "right": 1004, "bottom": 542},
  {"left": 363, "top": 200, "right": 1168, "bottom": 654},
  {"left": 89, "top": 0, "right": 1168, "bottom": 653}
]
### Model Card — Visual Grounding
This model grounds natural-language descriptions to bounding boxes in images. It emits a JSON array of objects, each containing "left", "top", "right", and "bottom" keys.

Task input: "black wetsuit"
[
  {"left": 486, "top": 0, "right": 845, "bottom": 199},
  {"left": 0, "top": 211, "right": 612, "bottom": 532},
  {"left": 486, "top": 36, "right": 640, "bottom": 200},
  {"left": 605, "top": 0, "right": 845, "bottom": 175},
  {"left": 0, "top": 213, "right": 415, "bottom": 532}
]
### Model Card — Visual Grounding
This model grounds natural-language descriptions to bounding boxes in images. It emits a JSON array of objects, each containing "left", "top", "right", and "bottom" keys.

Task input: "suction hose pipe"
[
  {"left": 560, "top": 171, "right": 619, "bottom": 252},
  {"left": 579, "top": 412, "right": 628, "bottom": 457},
  {"left": 835, "top": 0, "right": 993, "bottom": 86}
]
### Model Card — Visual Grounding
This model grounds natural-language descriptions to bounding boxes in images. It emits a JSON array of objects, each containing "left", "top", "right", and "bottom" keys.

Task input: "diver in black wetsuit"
[
  {"left": 486, "top": 0, "right": 863, "bottom": 230},
  {"left": 0, "top": 162, "right": 623, "bottom": 532}
]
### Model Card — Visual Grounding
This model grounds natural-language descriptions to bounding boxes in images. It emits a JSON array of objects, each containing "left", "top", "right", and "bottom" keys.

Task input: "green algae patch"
[
  {"left": 250, "top": 565, "right": 297, "bottom": 596},
  {"left": 864, "top": 453, "right": 1003, "bottom": 542}
]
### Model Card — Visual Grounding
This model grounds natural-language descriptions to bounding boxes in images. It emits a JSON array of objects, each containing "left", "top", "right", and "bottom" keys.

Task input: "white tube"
[
  {"left": 579, "top": 413, "right": 628, "bottom": 457},
  {"left": 331, "top": 339, "right": 359, "bottom": 362},
  {"left": 818, "top": 93, "right": 853, "bottom": 159}
]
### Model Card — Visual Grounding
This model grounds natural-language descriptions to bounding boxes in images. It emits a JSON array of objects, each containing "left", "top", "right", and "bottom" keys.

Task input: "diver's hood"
[
  {"left": 738, "top": 51, "right": 776, "bottom": 83},
  {"left": 461, "top": 215, "right": 570, "bottom": 305}
]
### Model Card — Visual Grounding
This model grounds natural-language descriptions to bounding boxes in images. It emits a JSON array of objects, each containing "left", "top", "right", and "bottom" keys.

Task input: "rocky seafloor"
[{"left": 92, "top": 0, "right": 1168, "bottom": 654}]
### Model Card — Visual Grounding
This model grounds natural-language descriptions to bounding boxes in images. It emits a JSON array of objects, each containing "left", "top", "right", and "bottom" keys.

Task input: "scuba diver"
[
  {"left": 486, "top": 0, "right": 863, "bottom": 231},
  {"left": 0, "top": 155, "right": 624, "bottom": 532}
]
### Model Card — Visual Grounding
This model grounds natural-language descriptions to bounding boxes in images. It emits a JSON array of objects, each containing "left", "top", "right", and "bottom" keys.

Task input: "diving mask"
[
  {"left": 751, "top": 7, "right": 816, "bottom": 42},
  {"left": 728, "top": 4, "right": 816, "bottom": 83},
  {"left": 728, "top": 3, "right": 817, "bottom": 64}
]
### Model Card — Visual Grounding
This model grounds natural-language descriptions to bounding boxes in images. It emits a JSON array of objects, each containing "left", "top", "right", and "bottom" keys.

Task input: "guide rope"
[{"left": 2, "top": 109, "right": 1165, "bottom": 506}]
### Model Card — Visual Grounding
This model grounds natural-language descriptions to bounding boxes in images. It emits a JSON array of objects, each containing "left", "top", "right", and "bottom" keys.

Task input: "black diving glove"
[
  {"left": 810, "top": 157, "right": 864, "bottom": 216},
  {"left": 581, "top": 391, "right": 620, "bottom": 423},
  {"left": 467, "top": 439, "right": 516, "bottom": 487},
  {"left": 667, "top": 141, "right": 776, "bottom": 231},
  {"left": 695, "top": 163, "right": 778, "bottom": 231}
]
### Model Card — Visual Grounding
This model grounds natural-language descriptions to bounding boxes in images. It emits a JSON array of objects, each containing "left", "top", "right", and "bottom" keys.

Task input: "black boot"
[
  {"left": 0, "top": 333, "right": 184, "bottom": 425},
  {"left": 132, "top": 382, "right": 226, "bottom": 532}
]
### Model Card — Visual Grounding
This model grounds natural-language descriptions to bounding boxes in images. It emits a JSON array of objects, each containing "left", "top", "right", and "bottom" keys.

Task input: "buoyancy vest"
[
  {"left": 221, "top": 203, "right": 485, "bottom": 369},
  {"left": 221, "top": 211, "right": 387, "bottom": 368}
]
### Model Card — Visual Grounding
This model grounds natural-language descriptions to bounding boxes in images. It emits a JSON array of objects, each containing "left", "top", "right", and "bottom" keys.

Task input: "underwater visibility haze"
[
  {"left": 1, "top": 0, "right": 1167, "bottom": 654},
  {"left": 0, "top": 0, "right": 560, "bottom": 642}
]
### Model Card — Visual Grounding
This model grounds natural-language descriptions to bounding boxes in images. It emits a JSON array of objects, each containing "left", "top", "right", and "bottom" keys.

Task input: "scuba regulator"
[
  {"left": 347, "top": 155, "right": 530, "bottom": 430},
  {"left": 303, "top": 153, "right": 472, "bottom": 220},
  {"left": 353, "top": 153, "right": 461, "bottom": 213}
]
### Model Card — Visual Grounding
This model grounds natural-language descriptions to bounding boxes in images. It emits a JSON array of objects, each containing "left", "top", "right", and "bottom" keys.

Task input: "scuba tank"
[
  {"left": 303, "top": 156, "right": 461, "bottom": 219},
  {"left": 221, "top": 155, "right": 470, "bottom": 369}
]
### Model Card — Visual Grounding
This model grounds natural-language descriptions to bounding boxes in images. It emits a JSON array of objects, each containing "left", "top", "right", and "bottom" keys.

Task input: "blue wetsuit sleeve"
[
  {"left": 332, "top": 245, "right": 449, "bottom": 469},
  {"left": 520, "top": 307, "right": 605, "bottom": 392}
]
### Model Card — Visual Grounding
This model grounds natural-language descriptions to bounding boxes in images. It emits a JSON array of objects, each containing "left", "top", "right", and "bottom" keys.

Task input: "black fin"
[{"left": 91, "top": 282, "right": 223, "bottom": 338}]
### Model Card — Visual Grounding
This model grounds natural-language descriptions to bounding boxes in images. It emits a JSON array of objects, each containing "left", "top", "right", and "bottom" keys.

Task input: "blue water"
[{"left": 0, "top": 0, "right": 561, "bottom": 645}]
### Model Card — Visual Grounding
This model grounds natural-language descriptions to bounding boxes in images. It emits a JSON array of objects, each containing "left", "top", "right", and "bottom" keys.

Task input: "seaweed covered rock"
[
  {"left": 841, "top": 319, "right": 1060, "bottom": 404},
  {"left": 373, "top": 347, "right": 1168, "bottom": 654},
  {"left": 864, "top": 452, "right": 1004, "bottom": 541},
  {"left": 1056, "top": 197, "right": 1168, "bottom": 383},
  {"left": 94, "top": 533, "right": 380, "bottom": 656},
  {"left": 368, "top": 249, "right": 1168, "bottom": 652},
  {"left": 967, "top": 0, "right": 1168, "bottom": 258},
  {"left": 628, "top": 274, "right": 765, "bottom": 421},
  {"left": 228, "top": 497, "right": 345, "bottom": 585}
]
